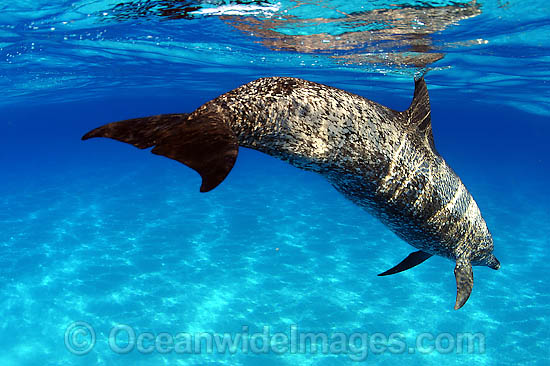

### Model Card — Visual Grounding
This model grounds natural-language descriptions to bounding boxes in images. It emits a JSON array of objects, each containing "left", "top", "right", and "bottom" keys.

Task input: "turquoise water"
[{"left": 1, "top": 1, "right": 549, "bottom": 365}]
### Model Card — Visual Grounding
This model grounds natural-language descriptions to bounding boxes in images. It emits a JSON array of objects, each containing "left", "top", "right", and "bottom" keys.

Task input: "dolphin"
[{"left": 82, "top": 76, "right": 500, "bottom": 309}]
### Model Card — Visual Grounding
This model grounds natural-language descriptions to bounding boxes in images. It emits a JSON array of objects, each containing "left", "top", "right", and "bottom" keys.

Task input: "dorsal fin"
[{"left": 406, "top": 77, "right": 435, "bottom": 150}]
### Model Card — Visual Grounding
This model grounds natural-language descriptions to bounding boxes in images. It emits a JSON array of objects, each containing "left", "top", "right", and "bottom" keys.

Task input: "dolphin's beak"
[{"left": 487, "top": 254, "right": 500, "bottom": 270}]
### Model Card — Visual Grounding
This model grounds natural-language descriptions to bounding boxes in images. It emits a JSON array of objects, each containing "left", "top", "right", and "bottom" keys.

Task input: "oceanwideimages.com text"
[{"left": 65, "top": 322, "right": 485, "bottom": 361}]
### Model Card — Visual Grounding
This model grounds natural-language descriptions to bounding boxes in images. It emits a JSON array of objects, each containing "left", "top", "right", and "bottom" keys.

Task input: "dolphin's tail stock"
[{"left": 82, "top": 112, "right": 239, "bottom": 192}]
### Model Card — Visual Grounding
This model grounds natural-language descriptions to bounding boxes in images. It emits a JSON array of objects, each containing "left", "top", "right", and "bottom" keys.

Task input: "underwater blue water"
[{"left": 1, "top": 1, "right": 549, "bottom": 365}]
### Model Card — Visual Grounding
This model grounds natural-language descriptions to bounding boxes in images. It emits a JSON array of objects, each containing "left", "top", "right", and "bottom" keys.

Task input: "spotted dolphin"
[{"left": 82, "top": 77, "right": 500, "bottom": 309}]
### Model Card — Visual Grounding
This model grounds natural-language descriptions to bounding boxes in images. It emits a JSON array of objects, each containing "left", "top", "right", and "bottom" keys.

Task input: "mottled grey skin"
[
  {"left": 194, "top": 78, "right": 497, "bottom": 257},
  {"left": 82, "top": 76, "right": 500, "bottom": 309}
]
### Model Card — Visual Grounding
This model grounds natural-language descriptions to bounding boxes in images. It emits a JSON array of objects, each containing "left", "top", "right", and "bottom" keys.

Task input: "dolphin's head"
[{"left": 470, "top": 233, "right": 500, "bottom": 270}]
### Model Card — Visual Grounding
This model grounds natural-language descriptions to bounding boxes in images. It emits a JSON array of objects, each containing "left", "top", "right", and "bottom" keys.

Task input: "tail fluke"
[{"left": 82, "top": 112, "right": 239, "bottom": 192}]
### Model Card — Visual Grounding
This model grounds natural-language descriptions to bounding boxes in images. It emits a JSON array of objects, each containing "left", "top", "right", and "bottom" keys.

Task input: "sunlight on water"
[{"left": 1, "top": 0, "right": 549, "bottom": 114}]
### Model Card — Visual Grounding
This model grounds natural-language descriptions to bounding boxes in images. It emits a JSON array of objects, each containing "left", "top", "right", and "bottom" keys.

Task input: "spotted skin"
[
  {"left": 193, "top": 78, "right": 497, "bottom": 260},
  {"left": 82, "top": 76, "right": 500, "bottom": 309}
]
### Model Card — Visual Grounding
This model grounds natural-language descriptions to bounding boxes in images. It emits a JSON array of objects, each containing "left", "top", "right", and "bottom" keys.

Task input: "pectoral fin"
[
  {"left": 378, "top": 250, "right": 432, "bottom": 276},
  {"left": 454, "top": 257, "right": 473, "bottom": 310}
]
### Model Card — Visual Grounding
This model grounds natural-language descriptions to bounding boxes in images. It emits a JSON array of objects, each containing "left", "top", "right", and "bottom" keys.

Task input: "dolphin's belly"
[{"left": 325, "top": 140, "right": 474, "bottom": 259}]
